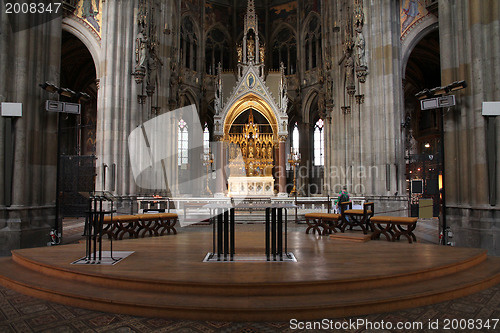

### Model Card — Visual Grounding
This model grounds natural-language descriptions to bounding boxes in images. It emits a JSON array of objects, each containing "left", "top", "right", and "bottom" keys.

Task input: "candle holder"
[{"left": 287, "top": 148, "right": 301, "bottom": 196}]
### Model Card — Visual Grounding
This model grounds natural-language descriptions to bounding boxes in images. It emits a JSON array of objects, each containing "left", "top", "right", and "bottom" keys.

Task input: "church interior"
[{"left": 0, "top": 0, "right": 500, "bottom": 328}]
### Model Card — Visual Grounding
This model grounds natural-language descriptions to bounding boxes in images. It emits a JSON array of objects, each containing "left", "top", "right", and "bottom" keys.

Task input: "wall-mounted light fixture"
[
  {"left": 446, "top": 80, "right": 467, "bottom": 92},
  {"left": 415, "top": 81, "right": 467, "bottom": 100},
  {"left": 415, "top": 88, "right": 431, "bottom": 100},
  {"left": 39, "top": 82, "right": 58, "bottom": 93},
  {"left": 39, "top": 81, "right": 90, "bottom": 102}
]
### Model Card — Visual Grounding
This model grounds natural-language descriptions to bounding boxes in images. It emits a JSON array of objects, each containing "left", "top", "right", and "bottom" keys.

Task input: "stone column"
[
  {"left": 298, "top": 121, "right": 311, "bottom": 196},
  {"left": 332, "top": 0, "right": 404, "bottom": 213},
  {"left": 278, "top": 138, "right": 287, "bottom": 196},
  {"left": 324, "top": 112, "right": 333, "bottom": 195},
  {"left": 0, "top": 13, "right": 61, "bottom": 255},
  {"left": 215, "top": 138, "right": 225, "bottom": 196},
  {"left": 96, "top": 0, "right": 140, "bottom": 197},
  {"left": 439, "top": 0, "right": 500, "bottom": 254}
]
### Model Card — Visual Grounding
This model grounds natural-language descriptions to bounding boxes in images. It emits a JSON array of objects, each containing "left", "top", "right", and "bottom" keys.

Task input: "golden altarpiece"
[{"left": 227, "top": 110, "right": 275, "bottom": 196}]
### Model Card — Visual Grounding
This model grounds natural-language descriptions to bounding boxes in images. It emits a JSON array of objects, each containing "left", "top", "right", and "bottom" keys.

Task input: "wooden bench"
[
  {"left": 103, "top": 215, "right": 139, "bottom": 240},
  {"left": 156, "top": 213, "right": 178, "bottom": 235},
  {"left": 340, "top": 202, "right": 374, "bottom": 234},
  {"left": 102, "top": 213, "right": 178, "bottom": 240},
  {"left": 370, "top": 216, "right": 418, "bottom": 243},
  {"left": 304, "top": 212, "right": 341, "bottom": 235}
]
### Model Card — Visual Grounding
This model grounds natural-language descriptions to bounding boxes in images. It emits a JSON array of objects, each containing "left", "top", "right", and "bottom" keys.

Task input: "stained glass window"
[
  {"left": 178, "top": 118, "right": 188, "bottom": 166},
  {"left": 203, "top": 123, "right": 210, "bottom": 153},
  {"left": 292, "top": 122, "right": 299, "bottom": 152},
  {"left": 314, "top": 119, "right": 324, "bottom": 166}
]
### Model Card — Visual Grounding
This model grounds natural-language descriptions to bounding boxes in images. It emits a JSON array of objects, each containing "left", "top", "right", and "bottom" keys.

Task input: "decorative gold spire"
[
  {"left": 244, "top": 0, "right": 258, "bottom": 34},
  {"left": 248, "top": 109, "right": 255, "bottom": 124}
]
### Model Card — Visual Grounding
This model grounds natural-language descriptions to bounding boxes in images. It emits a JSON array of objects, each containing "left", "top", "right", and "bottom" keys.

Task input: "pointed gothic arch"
[
  {"left": 223, "top": 93, "right": 278, "bottom": 141},
  {"left": 301, "top": 12, "right": 322, "bottom": 71},
  {"left": 62, "top": 17, "right": 102, "bottom": 78},
  {"left": 303, "top": 89, "right": 319, "bottom": 123},
  {"left": 205, "top": 24, "right": 232, "bottom": 73},
  {"left": 179, "top": 88, "right": 198, "bottom": 109},
  {"left": 270, "top": 22, "right": 297, "bottom": 73},
  {"left": 180, "top": 15, "right": 201, "bottom": 71}
]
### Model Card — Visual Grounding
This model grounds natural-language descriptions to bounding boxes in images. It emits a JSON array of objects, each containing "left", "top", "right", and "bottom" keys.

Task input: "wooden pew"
[
  {"left": 103, "top": 215, "right": 139, "bottom": 240},
  {"left": 157, "top": 213, "right": 178, "bottom": 235},
  {"left": 304, "top": 212, "right": 341, "bottom": 235},
  {"left": 340, "top": 201, "right": 374, "bottom": 234},
  {"left": 102, "top": 213, "right": 178, "bottom": 240},
  {"left": 370, "top": 216, "right": 418, "bottom": 243}
]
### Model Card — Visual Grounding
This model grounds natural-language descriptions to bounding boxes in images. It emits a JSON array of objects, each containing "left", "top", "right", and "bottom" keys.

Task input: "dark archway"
[
  {"left": 59, "top": 31, "right": 98, "bottom": 219},
  {"left": 403, "top": 30, "right": 441, "bottom": 217}
]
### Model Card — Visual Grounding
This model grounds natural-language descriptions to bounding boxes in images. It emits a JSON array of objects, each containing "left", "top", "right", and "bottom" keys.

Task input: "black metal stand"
[
  {"left": 265, "top": 204, "right": 294, "bottom": 261},
  {"left": 209, "top": 205, "right": 235, "bottom": 261},
  {"left": 84, "top": 192, "right": 116, "bottom": 264},
  {"left": 205, "top": 202, "right": 294, "bottom": 262}
]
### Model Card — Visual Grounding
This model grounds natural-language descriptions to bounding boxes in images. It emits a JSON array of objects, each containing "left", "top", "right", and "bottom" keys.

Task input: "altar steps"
[{"left": 1, "top": 232, "right": 499, "bottom": 322}]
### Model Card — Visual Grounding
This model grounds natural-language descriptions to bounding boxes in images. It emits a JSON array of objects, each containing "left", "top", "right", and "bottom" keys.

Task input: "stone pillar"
[
  {"left": 439, "top": 0, "right": 500, "bottom": 254},
  {"left": 298, "top": 121, "right": 311, "bottom": 196},
  {"left": 96, "top": 0, "right": 140, "bottom": 197},
  {"left": 327, "top": 0, "right": 405, "bottom": 214},
  {"left": 215, "top": 138, "right": 225, "bottom": 196},
  {"left": 0, "top": 13, "right": 61, "bottom": 255},
  {"left": 274, "top": 143, "right": 280, "bottom": 193},
  {"left": 324, "top": 112, "right": 333, "bottom": 195},
  {"left": 278, "top": 139, "right": 287, "bottom": 196}
]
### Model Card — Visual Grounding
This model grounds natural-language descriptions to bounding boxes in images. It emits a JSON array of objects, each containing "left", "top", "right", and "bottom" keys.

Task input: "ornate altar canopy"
[{"left": 212, "top": 0, "right": 289, "bottom": 197}]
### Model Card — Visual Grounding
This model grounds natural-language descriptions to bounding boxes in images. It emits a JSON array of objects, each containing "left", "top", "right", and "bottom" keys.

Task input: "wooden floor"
[{"left": 1, "top": 231, "right": 500, "bottom": 322}]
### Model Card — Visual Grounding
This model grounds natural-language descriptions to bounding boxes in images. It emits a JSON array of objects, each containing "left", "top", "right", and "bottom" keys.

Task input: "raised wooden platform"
[
  {"left": 329, "top": 231, "right": 372, "bottom": 242},
  {"left": 1, "top": 231, "right": 500, "bottom": 322}
]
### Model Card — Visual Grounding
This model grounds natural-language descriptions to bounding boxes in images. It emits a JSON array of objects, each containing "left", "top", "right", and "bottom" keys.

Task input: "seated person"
[{"left": 335, "top": 186, "right": 350, "bottom": 214}]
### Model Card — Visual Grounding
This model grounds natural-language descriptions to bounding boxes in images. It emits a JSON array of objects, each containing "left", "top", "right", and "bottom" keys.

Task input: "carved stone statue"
[
  {"left": 355, "top": 26, "right": 367, "bottom": 68},
  {"left": 279, "top": 62, "right": 288, "bottom": 112},
  {"left": 247, "top": 35, "right": 255, "bottom": 58},
  {"left": 147, "top": 44, "right": 163, "bottom": 94},
  {"left": 135, "top": 28, "right": 148, "bottom": 72},
  {"left": 237, "top": 43, "right": 243, "bottom": 63},
  {"left": 214, "top": 62, "right": 223, "bottom": 112},
  {"left": 327, "top": 78, "right": 334, "bottom": 103},
  {"left": 345, "top": 53, "right": 355, "bottom": 89}
]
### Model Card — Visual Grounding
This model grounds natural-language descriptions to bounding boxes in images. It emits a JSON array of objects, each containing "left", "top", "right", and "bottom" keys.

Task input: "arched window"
[
  {"left": 314, "top": 119, "right": 324, "bottom": 166},
  {"left": 271, "top": 26, "right": 297, "bottom": 74},
  {"left": 292, "top": 122, "right": 299, "bottom": 152},
  {"left": 203, "top": 122, "right": 210, "bottom": 153},
  {"left": 181, "top": 16, "right": 198, "bottom": 71},
  {"left": 205, "top": 28, "right": 230, "bottom": 74},
  {"left": 304, "top": 15, "right": 321, "bottom": 71},
  {"left": 178, "top": 118, "right": 189, "bottom": 166}
]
